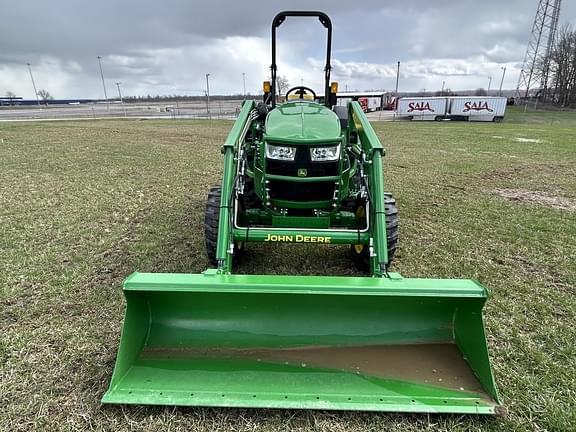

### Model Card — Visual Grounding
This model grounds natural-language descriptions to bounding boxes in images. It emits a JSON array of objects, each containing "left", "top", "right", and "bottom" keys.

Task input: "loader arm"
[
  {"left": 216, "top": 100, "right": 255, "bottom": 273},
  {"left": 349, "top": 101, "right": 389, "bottom": 275}
]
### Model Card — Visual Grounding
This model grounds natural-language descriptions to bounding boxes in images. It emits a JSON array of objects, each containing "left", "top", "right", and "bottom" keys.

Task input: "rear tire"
[
  {"left": 351, "top": 192, "right": 399, "bottom": 272},
  {"left": 205, "top": 185, "right": 244, "bottom": 266}
]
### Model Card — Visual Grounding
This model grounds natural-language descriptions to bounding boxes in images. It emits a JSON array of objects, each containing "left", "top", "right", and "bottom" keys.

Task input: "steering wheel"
[{"left": 285, "top": 86, "right": 317, "bottom": 101}]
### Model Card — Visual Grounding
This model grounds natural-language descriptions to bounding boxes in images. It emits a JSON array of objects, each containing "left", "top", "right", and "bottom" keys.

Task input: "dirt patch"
[
  {"left": 495, "top": 188, "right": 576, "bottom": 211},
  {"left": 478, "top": 167, "right": 526, "bottom": 181}
]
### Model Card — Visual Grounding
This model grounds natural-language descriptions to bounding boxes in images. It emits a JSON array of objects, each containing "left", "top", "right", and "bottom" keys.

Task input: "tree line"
[{"left": 3, "top": 89, "right": 52, "bottom": 104}]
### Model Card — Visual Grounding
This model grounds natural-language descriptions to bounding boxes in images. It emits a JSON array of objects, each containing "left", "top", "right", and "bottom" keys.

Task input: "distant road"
[
  {"left": 0, "top": 100, "right": 242, "bottom": 121},
  {"left": 0, "top": 101, "right": 396, "bottom": 122}
]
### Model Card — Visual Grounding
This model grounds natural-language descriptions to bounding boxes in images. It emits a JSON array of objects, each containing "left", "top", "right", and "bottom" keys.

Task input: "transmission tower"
[{"left": 515, "top": 0, "right": 562, "bottom": 100}]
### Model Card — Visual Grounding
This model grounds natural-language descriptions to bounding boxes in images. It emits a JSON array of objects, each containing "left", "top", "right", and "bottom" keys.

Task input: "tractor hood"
[{"left": 265, "top": 101, "right": 341, "bottom": 143}]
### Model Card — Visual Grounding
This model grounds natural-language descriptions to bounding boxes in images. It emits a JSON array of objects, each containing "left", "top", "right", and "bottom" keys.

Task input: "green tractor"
[
  {"left": 204, "top": 11, "right": 396, "bottom": 276},
  {"left": 205, "top": 53, "right": 398, "bottom": 274},
  {"left": 103, "top": 11, "right": 502, "bottom": 414}
]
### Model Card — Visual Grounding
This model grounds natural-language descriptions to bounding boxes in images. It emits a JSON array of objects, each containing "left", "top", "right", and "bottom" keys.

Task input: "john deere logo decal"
[
  {"left": 298, "top": 168, "right": 307, "bottom": 177},
  {"left": 264, "top": 234, "right": 332, "bottom": 243}
]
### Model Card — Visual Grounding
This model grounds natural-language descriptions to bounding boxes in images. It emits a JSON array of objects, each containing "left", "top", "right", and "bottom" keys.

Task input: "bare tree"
[
  {"left": 475, "top": 88, "right": 488, "bottom": 96},
  {"left": 37, "top": 89, "right": 53, "bottom": 104},
  {"left": 548, "top": 25, "right": 576, "bottom": 107},
  {"left": 3, "top": 91, "right": 17, "bottom": 105},
  {"left": 275, "top": 75, "right": 290, "bottom": 95}
]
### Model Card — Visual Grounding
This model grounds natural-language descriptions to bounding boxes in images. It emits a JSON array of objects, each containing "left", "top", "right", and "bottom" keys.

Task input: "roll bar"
[{"left": 270, "top": 11, "right": 332, "bottom": 108}]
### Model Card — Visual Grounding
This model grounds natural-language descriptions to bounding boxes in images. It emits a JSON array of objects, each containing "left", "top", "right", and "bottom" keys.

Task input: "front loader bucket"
[{"left": 102, "top": 272, "right": 501, "bottom": 414}]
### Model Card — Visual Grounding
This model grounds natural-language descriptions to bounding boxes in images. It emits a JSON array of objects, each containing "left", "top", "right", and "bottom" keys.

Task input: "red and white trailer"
[
  {"left": 336, "top": 92, "right": 387, "bottom": 112},
  {"left": 396, "top": 97, "right": 447, "bottom": 121},
  {"left": 447, "top": 97, "right": 507, "bottom": 122}
]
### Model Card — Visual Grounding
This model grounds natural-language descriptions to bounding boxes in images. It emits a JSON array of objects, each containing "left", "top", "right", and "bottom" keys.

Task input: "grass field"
[{"left": 1, "top": 108, "right": 575, "bottom": 431}]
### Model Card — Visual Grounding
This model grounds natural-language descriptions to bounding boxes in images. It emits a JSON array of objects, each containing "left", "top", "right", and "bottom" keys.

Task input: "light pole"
[
  {"left": 242, "top": 72, "right": 246, "bottom": 97},
  {"left": 26, "top": 63, "right": 40, "bottom": 106},
  {"left": 394, "top": 61, "right": 400, "bottom": 98},
  {"left": 498, "top": 66, "right": 507, "bottom": 97},
  {"left": 97, "top": 56, "right": 109, "bottom": 109},
  {"left": 115, "top": 82, "right": 123, "bottom": 103},
  {"left": 487, "top": 76, "right": 492, "bottom": 93},
  {"left": 205, "top": 73, "right": 211, "bottom": 119},
  {"left": 441, "top": 80, "right": 445, "bottom": 96}
]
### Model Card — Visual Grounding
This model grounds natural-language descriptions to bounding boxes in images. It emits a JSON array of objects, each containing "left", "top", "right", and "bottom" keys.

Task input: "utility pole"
[
  {"left": 115, "top": 82, "right": 123, "bottom": 103},
  {"left": 441, "top": 81, "right": 445, "bottom": 96},
  {"left": 97, "top": 56, "right": 109, "bottom": 110},
  {"left": 394, "top": 61, "right": 400, "bottom": 98},
  {"left": 205, "top": 73, "right": 211, "bottom": 119},
  {"left": 487, "top": 76, "right": 492, "bottom": 93},
  {"left": 242, "top": 72, "right": 246, "bottom": 97},
  {"left": 392, "top": 61, "right": 401, "bottom": 121},
  {"left": 499, "top": 66, "right": 507, "bottom": 96},
  {"left": 26, "top": 63, "right": 40, "bottom": 106}
]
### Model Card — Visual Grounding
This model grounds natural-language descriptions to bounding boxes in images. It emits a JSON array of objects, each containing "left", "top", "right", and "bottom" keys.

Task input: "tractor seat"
[{"left": 333, "top": 105, "right": 348, "bottom": 129}]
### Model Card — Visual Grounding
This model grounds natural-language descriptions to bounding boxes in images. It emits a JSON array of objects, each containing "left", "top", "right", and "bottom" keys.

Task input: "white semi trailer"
[
  {"left": 396, "top": 96, "right": 507, "bottom": 122},
  {"left": 396, "top": 97, "right": 447, "bottom": 121},
  {"left": 447, "top": 96, "right": 507, "bottom": 122}
]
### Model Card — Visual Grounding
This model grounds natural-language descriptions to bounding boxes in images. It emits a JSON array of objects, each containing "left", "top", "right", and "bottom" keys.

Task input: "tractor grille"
[
  {"left": 266, "top": 148, "right": 339, "bottom": 177},
  {"left": 269, "top": 180, "right": 335, "bottom": 202},
  {"left": 266, "top": 147, "right": 339, "bottom": 203}
]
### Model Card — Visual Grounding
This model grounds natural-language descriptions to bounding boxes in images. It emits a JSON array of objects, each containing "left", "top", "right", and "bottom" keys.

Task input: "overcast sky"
[{"left": 1, "top": 0, "right": 575, "bottom": 99}]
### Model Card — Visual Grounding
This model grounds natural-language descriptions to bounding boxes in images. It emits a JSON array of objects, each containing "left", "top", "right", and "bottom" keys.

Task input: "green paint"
[
  {"left": 271, "top": 215, "right": 331, "bottom": 229},
  {"left": 265, "top": 101, "right": 341, "bottom": 142}
]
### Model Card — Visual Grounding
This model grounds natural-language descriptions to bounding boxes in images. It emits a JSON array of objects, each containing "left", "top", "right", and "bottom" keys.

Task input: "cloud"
[
  {"left": 1, "top": 0, "right": 575, "bottom": 98},
  {"left": 310, "top": 56, "right": 520, "bottom": 93}
]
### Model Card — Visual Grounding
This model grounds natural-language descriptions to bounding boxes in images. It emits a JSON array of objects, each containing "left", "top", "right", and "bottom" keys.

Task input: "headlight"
[
  {"left": 265, "top": 144, "right": 296, "bottom": 161},
  {"left": 310, "top": 145, "right": 340, "bottom": 162}
]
